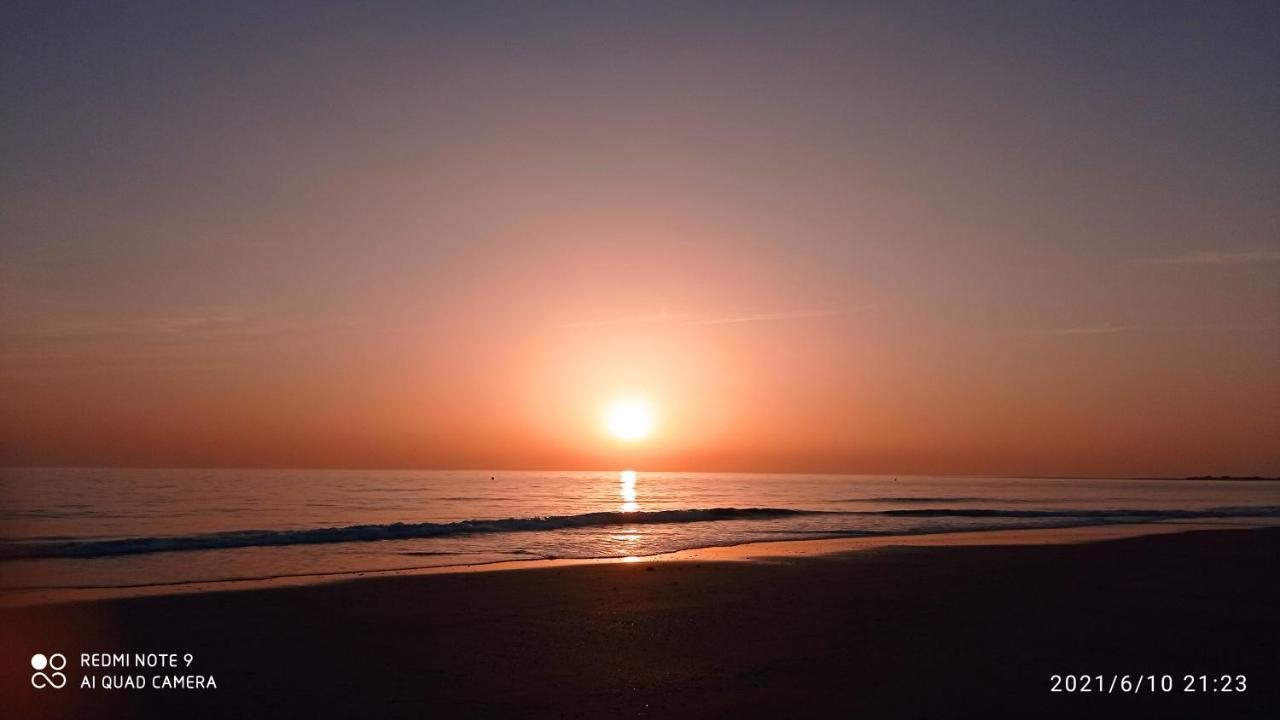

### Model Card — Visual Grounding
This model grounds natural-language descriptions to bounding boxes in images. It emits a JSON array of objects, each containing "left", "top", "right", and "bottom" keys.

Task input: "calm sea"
[{"left": 1, "top": 468, "right": 1277, "bottom": 599}]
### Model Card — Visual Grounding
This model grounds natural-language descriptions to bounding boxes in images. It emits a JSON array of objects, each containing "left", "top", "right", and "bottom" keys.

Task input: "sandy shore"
[
  {"left": 6, "top": 518, "right": 1271, "bottom": 606},
  {"left": 2, "top": 525, "right": 1277, "bottom": 718}
]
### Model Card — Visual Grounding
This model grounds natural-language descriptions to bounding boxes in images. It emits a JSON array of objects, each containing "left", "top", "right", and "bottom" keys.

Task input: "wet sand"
[
  {"left": 6, "top": 519, "right": 1266, "bottom": 606},
  {"left": 2, "top": 526, "right": 1277, "bottom": 718}
]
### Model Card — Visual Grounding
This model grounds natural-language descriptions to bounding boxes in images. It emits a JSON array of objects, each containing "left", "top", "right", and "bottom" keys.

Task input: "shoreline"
[
  {"left": 3, "top": 524, "right": 1276, "bottom": 718},
  {"left": 4, "top": 517, "right": 1274, "bottom": 607}
]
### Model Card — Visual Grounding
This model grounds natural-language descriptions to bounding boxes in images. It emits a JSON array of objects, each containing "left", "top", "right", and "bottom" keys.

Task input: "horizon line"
[{"left": 3, "top": 463, "right": 1274, "bottom": 482}]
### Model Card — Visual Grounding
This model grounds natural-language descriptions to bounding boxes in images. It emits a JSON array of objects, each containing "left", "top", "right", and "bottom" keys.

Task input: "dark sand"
[{"left": 3, "top": 527, "right": 1277, "bottom": 718}]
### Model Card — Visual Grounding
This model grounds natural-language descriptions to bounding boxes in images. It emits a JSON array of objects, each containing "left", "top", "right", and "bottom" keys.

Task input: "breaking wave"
[
  {"left": 0, "top": 507, "right": 819, "bottom": 559},
  {"left": 4, "top": 505, "right": 1277, "bottom": 561}
]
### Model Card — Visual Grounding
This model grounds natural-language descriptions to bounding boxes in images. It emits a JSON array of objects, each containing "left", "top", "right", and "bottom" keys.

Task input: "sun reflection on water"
[
  {"left": 614, "top": 470, "right": 643, "bottom": 557},
  {"left": 619, "top": 469, "right": 638, "bottom": 512}
]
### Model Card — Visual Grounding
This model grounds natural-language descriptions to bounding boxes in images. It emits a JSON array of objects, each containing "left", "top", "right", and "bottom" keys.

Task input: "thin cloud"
[
  {"left": 556, "top": 307, "right": 682, "bottom": 329},
  {"left": 673, "top": 306, "right": 873, "bottom": 327},
  {"left": 1146, "top": 249, "right": 1280, "bottom": 266},
  {"left": 2, "top": 308, "right": 267, "bottom": 341},
  {"left": 1049, "top": 325, "right": 1127, "bottom": 336},
  {"left": 559, "top": 305, "right": 873, "bottom": 330}
]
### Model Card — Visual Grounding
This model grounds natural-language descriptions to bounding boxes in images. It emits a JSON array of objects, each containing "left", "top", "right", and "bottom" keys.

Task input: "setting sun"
[{"left": 605, "top": 400, "right": 656, "bottom": 442}]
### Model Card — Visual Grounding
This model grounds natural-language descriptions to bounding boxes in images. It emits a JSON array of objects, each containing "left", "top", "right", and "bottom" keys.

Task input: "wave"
[
  {"left": 872, "top": 506, "right": 1280, "bottom": 519},
  {"left": 4, "top": 505, "right": 1277, "bottom": 561},
  {"left": 0, "top": 507, "right": 818, "bottom": 560},
  {"left": 835, "top": 496, "right": 994, "bottom": 504}
]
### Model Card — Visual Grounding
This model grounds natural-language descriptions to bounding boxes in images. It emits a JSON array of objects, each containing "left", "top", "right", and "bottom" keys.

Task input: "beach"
[{"left": 3, "top": 525, "right": 1276, "bottom": 718}]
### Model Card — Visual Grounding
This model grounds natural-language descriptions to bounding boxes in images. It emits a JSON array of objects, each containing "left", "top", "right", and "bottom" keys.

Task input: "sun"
[{"left": 605, "top": 399, "right": 655, "bottom": 442}]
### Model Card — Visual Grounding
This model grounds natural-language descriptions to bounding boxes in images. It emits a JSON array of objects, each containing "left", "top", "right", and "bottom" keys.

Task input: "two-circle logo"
[{"left": 31, "top": 652, "right": 67, "bottom": 689}]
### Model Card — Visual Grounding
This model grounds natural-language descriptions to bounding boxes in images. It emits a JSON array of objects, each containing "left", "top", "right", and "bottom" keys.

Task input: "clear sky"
[{"left": 2, "top": 1, "right": 1277, "bottom": 476}]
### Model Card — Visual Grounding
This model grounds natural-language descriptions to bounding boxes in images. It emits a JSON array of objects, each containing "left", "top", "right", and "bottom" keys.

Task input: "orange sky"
[{"left": 2, "top": 2, "right": 1278, "bottom": 476}]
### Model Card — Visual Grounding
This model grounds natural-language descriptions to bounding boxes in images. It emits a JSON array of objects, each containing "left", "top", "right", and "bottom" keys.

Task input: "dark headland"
[{"left": 1183, "top": 475, "right": 1280, "bottom": 482}]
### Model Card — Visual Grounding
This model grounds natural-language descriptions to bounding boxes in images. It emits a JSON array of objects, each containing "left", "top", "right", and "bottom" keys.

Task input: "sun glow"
[{"left": 605, "top": 400, "right": 655, "bottom": 442}]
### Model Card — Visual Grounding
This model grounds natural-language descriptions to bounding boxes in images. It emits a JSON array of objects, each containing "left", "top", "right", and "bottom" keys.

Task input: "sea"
[{"left": 1, "top": 468, "right": 1277, "bottom": 600}]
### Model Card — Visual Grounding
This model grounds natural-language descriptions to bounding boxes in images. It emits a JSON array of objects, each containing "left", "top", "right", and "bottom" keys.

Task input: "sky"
[{"left": 2, "top": 1, "right": 1277, "bottom": 476}]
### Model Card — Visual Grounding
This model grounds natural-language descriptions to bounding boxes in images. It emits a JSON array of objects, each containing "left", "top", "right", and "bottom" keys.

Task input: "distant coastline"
[{"left": 1183, "top": 475, "right": 1280, "bottom": 482}]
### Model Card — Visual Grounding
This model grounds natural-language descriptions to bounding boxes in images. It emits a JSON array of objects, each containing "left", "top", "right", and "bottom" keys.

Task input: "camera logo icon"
[{"left": 31, "top": 653, "right": 67, "bottom": 689}]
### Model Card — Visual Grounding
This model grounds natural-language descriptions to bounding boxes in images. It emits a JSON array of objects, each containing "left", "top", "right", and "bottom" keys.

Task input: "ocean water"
[{"left": 1, "top": 468, "right": 1277, "bottom": 598}]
